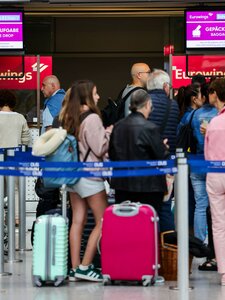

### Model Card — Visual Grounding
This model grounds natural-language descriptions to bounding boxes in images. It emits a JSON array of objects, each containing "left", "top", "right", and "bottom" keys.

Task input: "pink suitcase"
[{"left": 101, "top": 202, "right": 160, "bottom": 286}]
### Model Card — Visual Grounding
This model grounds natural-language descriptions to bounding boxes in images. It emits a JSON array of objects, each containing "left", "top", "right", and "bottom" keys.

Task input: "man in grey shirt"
[{"left": 123, "top": 62, "right": 151, "bottom": 116}]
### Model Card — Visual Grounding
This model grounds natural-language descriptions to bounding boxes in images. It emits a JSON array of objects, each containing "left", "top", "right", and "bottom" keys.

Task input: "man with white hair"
[
  {"left": 147, "top": 69, "right": 179, "bottom": 153},
  {"left": 147, "top": 69, "right": 179, "bottom": 232},
  {"left": 41, "top": 75, "right": 65, "bottom": 133}
]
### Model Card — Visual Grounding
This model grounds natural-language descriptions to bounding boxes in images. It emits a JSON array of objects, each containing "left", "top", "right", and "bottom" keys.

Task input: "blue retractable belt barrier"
[
  {"left": 189, "top": 159, "right": 225, "bottom": 173},
  {"left": 0, "top": 159, "right": 176, "bottom": 169},
  {"left": 1, "top": 146, "right": 225, "bottom": 178},
  {"left": 0, "top": 166, "right": 178, "bottom": 178}
]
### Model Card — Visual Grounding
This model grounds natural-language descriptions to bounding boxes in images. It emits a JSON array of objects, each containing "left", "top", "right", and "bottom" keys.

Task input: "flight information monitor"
[
  {"left": 185, "top": 9, "right": 225, "bottom": 52},
  {"left": 0, "top": 11, "right": 24, "bottom": 51}
]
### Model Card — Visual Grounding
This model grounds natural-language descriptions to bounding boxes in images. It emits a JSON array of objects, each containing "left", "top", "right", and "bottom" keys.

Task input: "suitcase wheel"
[
  {"left": 103, "top": 275, "right": 111, "bottom": 285},
  {"left": 104, "top": 279, "right": 116, "bottom": 286},
  {"left": 142, "top": 275, "right": 152, "bottom": 287},
  {"left": 142, "top": 280, "right": 151, "bottom": 287},
  {"left": 54, "top": 276, "right": 65, "bottom": 287},
  {"left": 33, "top": 275, "right": 42, "bottom": 287}
]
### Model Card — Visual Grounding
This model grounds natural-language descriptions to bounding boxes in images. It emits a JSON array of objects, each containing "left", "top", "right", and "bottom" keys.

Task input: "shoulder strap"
[
  {"left": 160, "top": 99, "right": 171, "bottom": 134},
  {"left": 116, "top": 86, "right": 146, "bottom": 121},
  {"left": 188, "top": 108, "right": 198, "bottom": 127},
  {"left": 121, "top": 86, "right": 146, "bottom": 102},
  {"left": 83, "top": 148, "right": 91, "bottom": 162},
  {"left": 80, "top": 110, "right": 93, "bottom": 123},
  {"left": 116, "top": 87, "right": 127, "bottom": 101}
]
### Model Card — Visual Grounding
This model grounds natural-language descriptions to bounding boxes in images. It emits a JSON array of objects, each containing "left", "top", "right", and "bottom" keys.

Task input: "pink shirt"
[
  {"left": 205, "top": 106, "right": 225, "bottom": 161},
  {"left": 78, "top": 113, "right": 111, "bottom": 162},
  {"left": 78, "top": 113, "right": 111, "bottom": 181}
]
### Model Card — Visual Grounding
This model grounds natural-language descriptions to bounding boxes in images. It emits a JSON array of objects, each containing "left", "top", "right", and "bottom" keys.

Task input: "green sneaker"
[
  {"left": 75, "top": 264, "right": 103, "bottom": 282},
  {"left": 69, "top": 268, "right": 81, "bottom": 282}
]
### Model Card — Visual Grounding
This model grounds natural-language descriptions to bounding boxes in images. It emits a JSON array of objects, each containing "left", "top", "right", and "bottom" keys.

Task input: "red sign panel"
[
  {"left": 188, "top": 55, "right": 225, "bottom": 76},
  {"left": 164, "top": 44, "right": 174, "bottom": 56},
  {"left": 0, "top": 56, "right": 52, "bottom": 89},
  {"left": 172, "top": 55, "right": 225, "bottom": 89},
  {"left": 172, "top": 56, "right": 191, "bottom": 89}
]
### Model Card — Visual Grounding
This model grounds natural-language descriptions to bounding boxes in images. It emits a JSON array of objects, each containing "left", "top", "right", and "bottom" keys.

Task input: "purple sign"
[
  {"left": 186, "top": 10, "right": 225, "bottom": 49},
  {"left": 0, "top": 12, "right": 23, "bottom": 50}
]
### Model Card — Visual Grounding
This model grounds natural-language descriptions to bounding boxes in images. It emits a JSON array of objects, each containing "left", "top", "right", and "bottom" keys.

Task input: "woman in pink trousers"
[{"left": 204, "top": 78, "right": 225, "bottom": 286}]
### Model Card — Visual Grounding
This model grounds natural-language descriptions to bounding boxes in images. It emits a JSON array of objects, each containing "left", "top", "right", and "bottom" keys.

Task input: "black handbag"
[{"left": 35, "top": 177, "right": 60, "bottom": 200}]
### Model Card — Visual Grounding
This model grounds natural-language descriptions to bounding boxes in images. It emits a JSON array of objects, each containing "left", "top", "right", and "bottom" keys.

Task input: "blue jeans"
[
  {"left": 158, "top": 197, "right": 175, "bottom": 232},
  {"left": 190, "top": 173, "right": 209, "bottom": 241},
  {"left": 188, "top": 176, "right": 195, "bottom": 231}
]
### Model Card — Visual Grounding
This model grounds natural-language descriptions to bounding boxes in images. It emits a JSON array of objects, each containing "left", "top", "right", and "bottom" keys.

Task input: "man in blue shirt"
[{"left": 41, "top": 75, "right": 65, "bottom": 133}]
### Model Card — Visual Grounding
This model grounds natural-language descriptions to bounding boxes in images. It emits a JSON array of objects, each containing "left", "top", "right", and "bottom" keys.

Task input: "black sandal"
[{"left": 198, "top": 259, "right": 217, "bottom": 271}]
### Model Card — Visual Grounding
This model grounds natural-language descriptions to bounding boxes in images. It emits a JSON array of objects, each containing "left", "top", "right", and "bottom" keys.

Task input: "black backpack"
[
  {"left": 101, "top": 86, "right": 145, "bottom": 127},
  {"left": 176, "top": 109, "right": 198, "bottom": 153}
]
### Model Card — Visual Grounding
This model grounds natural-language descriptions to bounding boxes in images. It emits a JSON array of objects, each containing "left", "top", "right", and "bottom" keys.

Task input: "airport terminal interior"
[{"left": 1, "top": 0, "right": 225, "bottom": 299}]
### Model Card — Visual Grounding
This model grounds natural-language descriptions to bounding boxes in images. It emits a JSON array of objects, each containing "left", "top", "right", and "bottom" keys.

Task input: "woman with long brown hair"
[{"left": 59, "top": 80, "right": 113, "bottom": 282}]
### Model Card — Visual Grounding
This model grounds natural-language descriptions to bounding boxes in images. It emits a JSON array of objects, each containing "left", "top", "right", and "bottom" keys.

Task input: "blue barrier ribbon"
[
  {"left": 189, "top": 160, "right": 225, "bottom": 167},
  {"left": 187, "top": 154, "right": 204, "bottom": 160},
  {"left": 191, "top": 167, "right": 225, "bottom": 173},
  {"left": 0, "top": 146, "right": 21, "bottom": 152},
  {"left": 1, "top": 154, "right": 225, "bottom": 176},
  {"left": 0, "top": 159, "right": 176, "bottom": 168},
  {"left": 189, "top": 159, "right": 225, "bottom": 173},
  {"left": 0, "top": 166, "right": 178, "bottom": 178}
]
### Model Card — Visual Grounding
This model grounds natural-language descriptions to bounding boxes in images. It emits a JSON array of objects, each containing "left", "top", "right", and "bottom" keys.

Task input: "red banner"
[
  {"left": 172, "top": 55, "right": 225, "bottom": 89},
  {"left": 172, "top": 56, "right": 191, "bottom": 89},
  {"left": 0, "top": 56, "right": 52, "bottom": 89}
]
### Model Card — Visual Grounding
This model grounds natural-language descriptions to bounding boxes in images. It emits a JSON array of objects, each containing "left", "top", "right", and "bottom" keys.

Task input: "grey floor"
[{"left": 0, "top": 232, "right": 225, "bottom": 300}]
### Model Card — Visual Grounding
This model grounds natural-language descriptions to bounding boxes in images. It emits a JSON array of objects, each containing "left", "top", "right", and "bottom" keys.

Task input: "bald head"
[
  {"left": 41, "top": 75, "right": 61, "bottom": 98},
  {"left": 130, "top": 63, "right": 151, "bottom": 87}
]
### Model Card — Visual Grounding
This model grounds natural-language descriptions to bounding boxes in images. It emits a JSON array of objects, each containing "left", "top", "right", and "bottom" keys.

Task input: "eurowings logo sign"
[
  {"left": 172, "top": 55, "right": 225, "bottom": 89},
  {"left": 31, "top": 62, "right": 49, "bottom": 73},
  {"left": 0, "top": 56, "right": 52, "bottom": 89}
]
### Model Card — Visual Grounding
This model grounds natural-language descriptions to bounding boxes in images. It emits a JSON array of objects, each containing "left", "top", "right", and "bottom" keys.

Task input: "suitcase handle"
[
  {"left": 112, "top": 203, "right": 139, "bottom": 216},
  {"left": 52, "top": 225, "right": 56, "bottom": 265}
]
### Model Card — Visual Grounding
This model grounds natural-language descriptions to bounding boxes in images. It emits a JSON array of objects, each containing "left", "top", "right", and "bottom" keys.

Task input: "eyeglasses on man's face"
[{"left": 138, "top": 70, "right": 151, "bottom": 74}]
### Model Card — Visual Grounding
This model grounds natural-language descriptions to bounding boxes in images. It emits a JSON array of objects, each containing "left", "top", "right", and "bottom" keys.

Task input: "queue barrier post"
[
  {"left": 6, "top": 149, "right": 22, "bottom": 263},
  {"left": 18, "top": 145, "right": 27, "bottom": 251},
  {"left": 170, "top": 153, "right": 192, "bottom": 299},
  {"left": 174, "top": 149, "right": 185, "bottom": 230},
  {"left": 0, "top": 152, "right": 12, "bottom": 276}
]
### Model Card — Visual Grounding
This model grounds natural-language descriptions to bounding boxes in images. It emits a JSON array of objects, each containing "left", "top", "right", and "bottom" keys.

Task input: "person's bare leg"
[
  {"left": 81, "top": 190, "right": 108, "bottom": 266},
  {"left": 69, "top": 192, "right": 87, "bottom": 269}
]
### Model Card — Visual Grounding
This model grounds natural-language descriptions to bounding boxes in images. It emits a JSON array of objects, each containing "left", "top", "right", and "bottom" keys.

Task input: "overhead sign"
[
  {"left": 172, "top": 55, "right": 225, "bottom": 89},
  {"left": 0, "top": 11, "right": 23, "bottom": 50},
  {"left": 186, "top": 10, "right": 225, "bottom": 50},
  {"left": 0, "top": 56, "right": 52, "bottom": 89}
]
